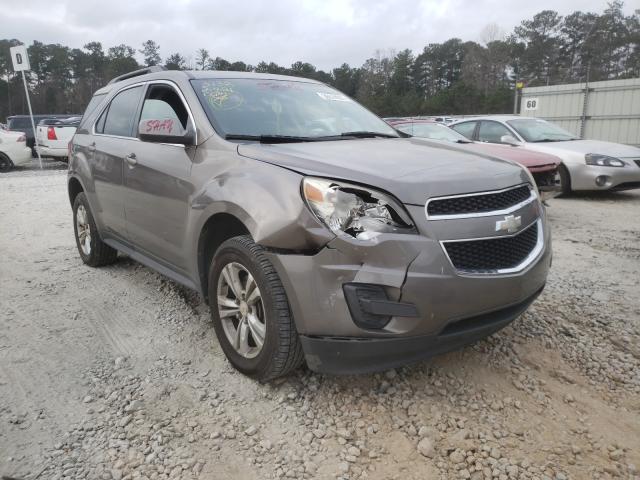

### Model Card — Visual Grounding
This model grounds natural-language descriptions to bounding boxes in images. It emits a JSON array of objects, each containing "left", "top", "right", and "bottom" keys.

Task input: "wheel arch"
[
  {"left": 68, "top": 175, "right": 85, "bottom": 206},
  {"left": 197, "top": 212, "right": 251, "bottom": 303}
]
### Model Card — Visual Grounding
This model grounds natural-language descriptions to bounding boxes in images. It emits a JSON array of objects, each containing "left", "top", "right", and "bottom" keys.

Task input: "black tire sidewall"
[
  {"left": 0, "top": 154, "right": 13, "bottom": 172},
  {"left": 208, "top": 241, "right": 283, "bottom": 378},
  {"left": 73, "top": 193, "right": 99, "bottom": 265},
  {"left": 559, "top": 164, "right": 571, "bottom": 196}
]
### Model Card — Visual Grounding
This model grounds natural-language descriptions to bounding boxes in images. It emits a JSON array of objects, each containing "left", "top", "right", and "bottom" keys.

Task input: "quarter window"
[
  {"left": 101, "top": 86, "right": 144, "bottom": 137},
  {"left": 451, "top": 121, "right": 476, "bottom": 139}
]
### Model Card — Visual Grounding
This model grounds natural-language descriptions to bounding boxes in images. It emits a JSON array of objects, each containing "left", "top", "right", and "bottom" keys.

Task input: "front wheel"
[
  {"left": 208, "top": 235, "right": 304, "bottom": 381},
  {"left": 558, "top": 164, "right": 572, "bottom": 196}
]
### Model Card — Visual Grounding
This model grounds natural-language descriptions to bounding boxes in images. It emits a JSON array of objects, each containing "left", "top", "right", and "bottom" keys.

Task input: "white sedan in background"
[
  {"left": 450, "top": 115, "right": 640, "bottom": 194},
  {"left": 0, "top": 129, "right": 32, "bottom": 172}
]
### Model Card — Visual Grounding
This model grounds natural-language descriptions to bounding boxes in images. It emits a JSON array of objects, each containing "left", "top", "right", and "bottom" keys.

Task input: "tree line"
[{"left": 0, "top": 1, "right": 638, "bottom": 122}]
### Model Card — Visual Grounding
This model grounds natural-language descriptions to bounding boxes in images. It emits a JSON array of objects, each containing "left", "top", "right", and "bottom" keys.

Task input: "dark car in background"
[
  {"left": 389, "top": 119, "right": 562, "bottom": 198},
  {"left": 7, "top": 114, "right": 80, "bottom": 155}
]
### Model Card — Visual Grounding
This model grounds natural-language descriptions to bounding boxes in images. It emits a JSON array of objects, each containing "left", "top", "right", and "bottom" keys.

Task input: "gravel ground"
[{"left": 1, "top": 163, "right": 639, "bottom": 480}]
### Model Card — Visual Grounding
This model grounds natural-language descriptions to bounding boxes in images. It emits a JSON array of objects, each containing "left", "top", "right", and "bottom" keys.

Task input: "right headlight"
[{"left": 302, "top": 177, "right": 416, "bottom": 239}]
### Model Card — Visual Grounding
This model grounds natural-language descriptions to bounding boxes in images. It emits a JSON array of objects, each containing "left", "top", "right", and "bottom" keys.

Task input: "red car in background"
[{"left": 389, "top": 119, "right": 561, "bottom": 198}]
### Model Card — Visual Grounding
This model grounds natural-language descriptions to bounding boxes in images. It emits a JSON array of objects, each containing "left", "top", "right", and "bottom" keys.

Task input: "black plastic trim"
[{"left": 301, "top": 286, "right": 544, "bottom": 375}]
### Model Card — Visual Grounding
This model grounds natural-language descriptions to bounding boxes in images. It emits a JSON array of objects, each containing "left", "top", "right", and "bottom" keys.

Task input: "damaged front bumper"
[{"left": 264, "top": 213, "right": 552, "bottom": 374}]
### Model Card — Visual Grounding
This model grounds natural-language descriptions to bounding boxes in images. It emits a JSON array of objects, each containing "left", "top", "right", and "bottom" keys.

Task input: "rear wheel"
[
  {"left": 0, "top": 153, "right": 13, "bottom": 172},
  {"left": 73, "top": 192, "right": 118, "bottom": 267},
  {"left": 209, "top": 235, "right": 304, "bottom": 381},
  {"left": 558, "top": 164, "right": 572, "bottom": 196}
]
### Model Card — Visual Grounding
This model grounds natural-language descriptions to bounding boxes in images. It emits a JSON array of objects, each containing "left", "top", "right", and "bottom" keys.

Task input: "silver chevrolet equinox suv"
[{"left": 68, "top": 67, "right": 551, "bottom": 381}]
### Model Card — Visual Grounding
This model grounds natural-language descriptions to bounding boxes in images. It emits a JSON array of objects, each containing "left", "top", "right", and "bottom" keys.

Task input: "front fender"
[{"left": 189, "top": 153, "right": 334, "bottom": 254}]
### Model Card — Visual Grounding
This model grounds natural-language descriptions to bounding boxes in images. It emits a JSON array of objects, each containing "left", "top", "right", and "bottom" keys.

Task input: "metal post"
[
  {"left": 513, "top": 69, "right": 519, "bottom": 114},
  {"left": 21, "top": 70, "right": 42, "bottom": 169},
  {"left": 579, "top": 61, "right": 591, "bottom": 139}
]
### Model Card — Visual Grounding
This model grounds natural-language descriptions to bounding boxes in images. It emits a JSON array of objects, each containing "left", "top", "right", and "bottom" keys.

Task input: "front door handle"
[
  {"left": 125, "top": 153, "right": 137, "bottom": 166},
  {"left": 87, "top": 142, "right": 96, "bottom": 153}
]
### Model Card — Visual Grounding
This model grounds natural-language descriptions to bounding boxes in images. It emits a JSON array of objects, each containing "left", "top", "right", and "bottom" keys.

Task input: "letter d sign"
[{"left": 10, "top": 45, "right": 31, "bottom": 72}]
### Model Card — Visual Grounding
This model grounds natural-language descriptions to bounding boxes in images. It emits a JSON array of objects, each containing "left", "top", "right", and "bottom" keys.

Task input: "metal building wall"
[{"left": 520, "top": 78, "right": 640, "bottom": 146}]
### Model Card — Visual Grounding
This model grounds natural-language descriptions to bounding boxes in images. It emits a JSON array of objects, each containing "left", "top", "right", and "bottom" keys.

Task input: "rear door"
[
  {"left": 90, "top": 85, "right": 145, "bottom": 240},
  {"left": 123, "top": 81, "right": 195, "bottom": 272}
]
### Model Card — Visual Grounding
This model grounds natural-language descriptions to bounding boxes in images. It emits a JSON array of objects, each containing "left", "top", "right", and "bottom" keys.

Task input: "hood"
[
  {"left": 524, "top": 139, "right": 640, "bottom": 159},
  {"left": 461, "top": 142, "right": 561, "bottom": 168},
  {"left": 237, "top": 137, "right": 529, "bottom": 205}
]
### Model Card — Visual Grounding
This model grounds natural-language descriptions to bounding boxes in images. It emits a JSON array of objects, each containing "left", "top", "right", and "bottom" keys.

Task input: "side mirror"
[
  {"left": 500, "top": 134, "right": 521, "bottom": 146},
  {"left": 138, "top": 118, "right": 195, "bottom": 146}
]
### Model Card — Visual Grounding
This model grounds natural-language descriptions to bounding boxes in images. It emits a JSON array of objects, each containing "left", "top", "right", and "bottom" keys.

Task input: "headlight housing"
[
  {"left": 585, "top": 153, "right": 625, "bottom": 167},
  {"left": 302, "top": 177, "right": 415, "bottom": 239}
]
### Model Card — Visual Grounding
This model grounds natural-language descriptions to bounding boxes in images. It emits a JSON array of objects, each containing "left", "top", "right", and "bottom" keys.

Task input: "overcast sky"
[{"left": 0, "top": 0, "right": 635, "bottom": 70}]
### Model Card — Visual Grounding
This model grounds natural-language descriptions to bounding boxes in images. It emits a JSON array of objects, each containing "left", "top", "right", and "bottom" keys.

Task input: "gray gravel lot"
[{"left": 1, "top": 162, "right": 639, "bottom": 480}]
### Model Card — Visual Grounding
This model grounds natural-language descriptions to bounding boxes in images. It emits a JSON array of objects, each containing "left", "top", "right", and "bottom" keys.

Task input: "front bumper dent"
[{"left": 300, "top": 286, "right": 543, "bottom": 374}]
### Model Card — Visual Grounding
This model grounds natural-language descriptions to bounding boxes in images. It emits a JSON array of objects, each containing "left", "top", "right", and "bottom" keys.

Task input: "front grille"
[
  {"left": 444, "top": 222, "right": 539, "bottom": 272},
  {"left": 427, "top": 185, "right": 531, "bottom": 217}
]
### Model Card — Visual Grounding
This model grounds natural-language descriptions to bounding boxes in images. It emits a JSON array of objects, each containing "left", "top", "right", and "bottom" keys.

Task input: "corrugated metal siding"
[{"left": 520, "top": 78, "right": 640, "bottom": 146}]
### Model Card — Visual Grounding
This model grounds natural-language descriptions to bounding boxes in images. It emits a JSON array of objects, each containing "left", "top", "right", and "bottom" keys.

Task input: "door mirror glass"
[
  {"left": 500, "top": 134, "right": 521, "bottom": 146},
  {"left": 138, "top": 118, "right": 195, "bottom": 145}
]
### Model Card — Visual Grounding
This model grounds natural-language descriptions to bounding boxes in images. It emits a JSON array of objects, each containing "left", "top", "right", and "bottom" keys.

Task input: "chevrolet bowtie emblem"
[{"left": 495, "top": 215, "right": 522, "bottom": 233}]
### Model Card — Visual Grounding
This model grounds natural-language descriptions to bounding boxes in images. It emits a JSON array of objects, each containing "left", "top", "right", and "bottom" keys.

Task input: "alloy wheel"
[
  {"left": 76, "top": 204, "right": 92, "bottom": 255},
  {"left": 216, "top": 262, "right": 266, "bottom": 359}
]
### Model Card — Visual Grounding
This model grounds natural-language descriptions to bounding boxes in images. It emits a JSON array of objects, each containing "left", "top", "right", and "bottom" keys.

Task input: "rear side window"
[
  {"left": 478, "top": 121, "right": 512, "bottom": 144},
  {"left": 101, "top": 86, "right": 144, "bottom": 137},
  {"left": 451, "top": 121, "right": 476, "bottom": 139}
]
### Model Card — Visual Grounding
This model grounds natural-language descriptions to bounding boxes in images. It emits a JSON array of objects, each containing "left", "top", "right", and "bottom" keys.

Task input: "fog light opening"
[{"left": 595, "top": 175, "right": 609, "bottom": 187}]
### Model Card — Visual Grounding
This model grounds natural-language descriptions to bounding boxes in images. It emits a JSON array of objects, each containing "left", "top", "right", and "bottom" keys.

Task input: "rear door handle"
[
  {"left": 125, "top": 153, "right": 137, "bottom": 166},
  {"left": 87, "top": 142, "right": 96, "bottom": 153}
]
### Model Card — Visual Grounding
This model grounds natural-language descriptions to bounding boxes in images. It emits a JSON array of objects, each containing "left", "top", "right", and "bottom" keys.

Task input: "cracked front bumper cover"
[{"left": 300, "top": 286, "right": 543, "bottom": 374}]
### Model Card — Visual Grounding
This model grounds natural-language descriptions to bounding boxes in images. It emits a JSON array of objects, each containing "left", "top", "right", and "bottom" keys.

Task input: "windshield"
[
  {"left": 8, "top": 118, "right": 32, "bottom": 130},
  {"left": 192, "top": 78, "right": 398, "bottom": 140},
  {"left": 395, "top": 123, "right": 470, "bottom": 142},
  {"left": 507, "top": 118, "right": 578, "bottom": 142}
]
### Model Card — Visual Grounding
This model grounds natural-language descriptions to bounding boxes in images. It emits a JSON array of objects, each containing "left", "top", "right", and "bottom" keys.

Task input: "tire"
[
  {"left": 72, "top": 192, "right": 118, "bottom": 267},
  {"left": 558, "top": 164, "right": 572, "bottom": 196},
  {"left": 208, "top": 235, "right": 304, "bottom": 381},
  {"left": 0, "top": 153, "right": 13, "bottom": 173}
]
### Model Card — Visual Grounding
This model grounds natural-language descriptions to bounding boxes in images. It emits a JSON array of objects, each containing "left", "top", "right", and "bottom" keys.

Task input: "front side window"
[
  {"left": 478, "top": 121, "right": 512, "bottom": 144},
  {"left": 140, "top": 84, "right": 189, "bottom": 131},
  {"left": 451, "top": 121, "right": 477, "bottom": 140},
  {"left": 507, "top": 118, "right": 578, "bottom": 142},
  {"left": 101, "top": 86, "right": 144, "bottom": 137},
  {"left": 191, "top": 78, "right": 398, "bottom": 139}
]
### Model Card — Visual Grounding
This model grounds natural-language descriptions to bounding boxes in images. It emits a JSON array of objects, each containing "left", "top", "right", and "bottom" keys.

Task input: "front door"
[{"left": 123, "top": 82, "right": 195, "bottom": 272}]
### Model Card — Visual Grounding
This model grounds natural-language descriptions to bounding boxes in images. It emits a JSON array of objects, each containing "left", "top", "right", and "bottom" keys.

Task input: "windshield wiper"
[
  {"left": 339, "top": 131, "right": 399, "bottom": 139},
  {"left": 455, "top": 139, "right": 472, "bottom": 144},
  {"left": 225, "top": 134, "right": 323, "bottom": 144},
  {"left": 532, "top": 137, "right": 577, "bottom": 143}
]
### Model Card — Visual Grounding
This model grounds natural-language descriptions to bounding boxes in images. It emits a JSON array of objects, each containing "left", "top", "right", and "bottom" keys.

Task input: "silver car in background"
[{"left": 450, "top": 115, "right": 640, "bottom": 194}]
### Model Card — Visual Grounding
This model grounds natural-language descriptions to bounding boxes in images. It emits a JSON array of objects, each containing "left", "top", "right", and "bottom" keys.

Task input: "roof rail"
[{"left": 107, "top": 65, "right": 167, "bottom": 85}]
